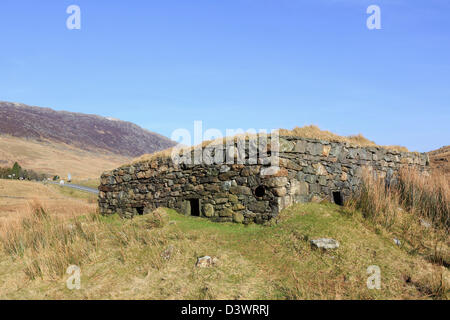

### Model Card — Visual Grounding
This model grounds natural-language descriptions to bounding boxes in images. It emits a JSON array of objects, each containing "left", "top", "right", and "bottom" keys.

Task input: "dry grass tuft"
[
  {"left": 348, "top": 168, "right": 449, "bottom": 230},
  {"left": 347, "top": 169, "right": 401, "bottom": 228},
  {"left": 279, "top": 126, "right": 374, "bottom": 146},
  {"left": 131, "top": 208, "right": 170, "bottom": 229},
  {"left": 346, "top": 167, "right": 449, "bottom": 287},
  {"left": 279, "top": 125, "right": 408, "bottom": 151},
  {"left": 397, "top": 168, "right": 449, "bottom": 228},
  {"left": 0, "top": 200, "right": 99, "bottom": 280}
]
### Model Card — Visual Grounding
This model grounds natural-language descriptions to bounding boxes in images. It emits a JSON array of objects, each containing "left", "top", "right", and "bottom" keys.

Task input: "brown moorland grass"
[
  {"left": 132, "top": 125, "right": 409, "bottom": 165},
  {"left": 0, "top": 200, "right": 100, "bottom": 281},
  {"left": 0, "top": 180, "right": 97, "bottom": 221},
  {"left": 397, "top": 168, "right": 449, "bottom": 229},
  {"left": 0, "top": 163, "right": 447, "bottom": 299},
  {"left": 0, "top": 135, "right": 131, "bottom": 180},
  {"left": 346, "top": 168, "right": 449, "bottom": 273},
  {"left": 347, "top": 168, "right": 449, "bottom": 230},
  {"left": 0, "top": 201, "right": 447, "bottom": 299}
]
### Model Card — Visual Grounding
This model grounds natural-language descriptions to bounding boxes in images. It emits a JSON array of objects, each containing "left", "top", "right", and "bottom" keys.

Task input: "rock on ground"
[
  {"left": 196, "top": 256, "right": 218, "bottom": 268},
  {"left": 310, "top": 238, "right": 340, "bottom": 250}
]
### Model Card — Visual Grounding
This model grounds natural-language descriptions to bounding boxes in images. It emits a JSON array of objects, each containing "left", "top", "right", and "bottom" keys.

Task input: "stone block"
[{"left": 202, "top": 203, "right": 214, "bottom": 217}]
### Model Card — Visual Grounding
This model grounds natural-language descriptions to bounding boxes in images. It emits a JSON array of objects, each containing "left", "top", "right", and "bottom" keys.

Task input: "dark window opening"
[
  {"left": 136, "top": 207, "right": 144, "bottom": 215},
  {"left": 255, "top": 185, "right": 266, "bottom": 197},
  {"left": 332, "top": 191, "right": 344, "bottom": 206},
  {"left": 189, "top": 199, "right": 200, "bottom": 216}
]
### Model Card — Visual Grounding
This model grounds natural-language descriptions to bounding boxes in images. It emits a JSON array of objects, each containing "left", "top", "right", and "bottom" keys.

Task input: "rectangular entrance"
[
  {"left": 189, "top": 199, "right": 200, "bottom": 216},
  {"left": 332, "top": 191, "right": 343, "bottom": 206}
]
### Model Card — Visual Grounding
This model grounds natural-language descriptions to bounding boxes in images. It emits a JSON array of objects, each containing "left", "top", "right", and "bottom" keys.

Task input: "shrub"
[{"left": 0, "top": 162, "right": 48, "bottom": 180}]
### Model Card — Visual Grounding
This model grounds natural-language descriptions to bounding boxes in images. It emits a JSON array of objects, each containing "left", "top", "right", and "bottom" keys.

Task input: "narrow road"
[{"left": 45, "top": 181, "right": 99, "bottom": 194}]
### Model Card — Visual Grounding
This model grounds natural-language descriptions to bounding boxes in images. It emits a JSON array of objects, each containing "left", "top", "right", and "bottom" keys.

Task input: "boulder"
[
  {"left": 233, "top": 212, "right": 245, "bottom": 223},
  {"left": 196, "top": 256, "right": 218, "bottom": 268},
  {"left": 310, "top": 238, "right": 340, "bottom": 250},
  {"left": 202, "top": 203, "right": 215, "bottom": 217}
]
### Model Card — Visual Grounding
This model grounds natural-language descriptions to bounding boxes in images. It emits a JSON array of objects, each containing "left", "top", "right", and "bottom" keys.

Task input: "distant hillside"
[
  {"left": 0, "top": 135, "right": 130, "bottom": 180},
  {"left": 428, "top": 146, "right": 450, "bottom": 178},
  {"left": 0, "top": 101, "right": 176, "bottom": 157}
]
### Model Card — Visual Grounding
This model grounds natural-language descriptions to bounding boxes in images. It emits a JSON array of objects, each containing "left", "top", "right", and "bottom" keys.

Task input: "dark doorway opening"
[
  {"left": 255, "top": 185, "right": 266, "bottom": 197},
  {"left": 136, "top": 207, "right": 144, "bottom": 215},
  {"left": 332, "top": 191, "right": 344, "bottom": 206},
  {"left": 189, "top": 199, "right": 200, "bottom": 216}
]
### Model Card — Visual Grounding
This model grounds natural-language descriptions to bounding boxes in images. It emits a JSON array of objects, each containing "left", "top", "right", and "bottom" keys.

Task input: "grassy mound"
[{"left": 0, "top": 201, "right": 447, "bottom": 299}]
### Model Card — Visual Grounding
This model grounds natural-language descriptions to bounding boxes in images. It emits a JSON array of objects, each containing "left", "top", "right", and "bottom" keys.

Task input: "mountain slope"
[
  {"left": 0, "top": 135, "right": 130, "bottom": 180},
  {"left": 0, "top": 101, "right": 176, "bottom": 157}
]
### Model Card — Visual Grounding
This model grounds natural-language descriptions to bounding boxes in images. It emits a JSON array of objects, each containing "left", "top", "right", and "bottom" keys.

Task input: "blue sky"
[{"left": 0, "top": 0, "right": 449, "bottom": 152}]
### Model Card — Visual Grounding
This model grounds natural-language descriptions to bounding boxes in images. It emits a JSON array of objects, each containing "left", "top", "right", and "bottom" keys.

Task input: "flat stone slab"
[
  {"left": 196, "top": 256, "right": 218, "bottom": 268},
  {"left": 310, "top": 238, "right": 340, "bottom": 250}
]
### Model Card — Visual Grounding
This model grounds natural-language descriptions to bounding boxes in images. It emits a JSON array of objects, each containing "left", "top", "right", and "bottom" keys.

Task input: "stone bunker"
[{"left": 98, "top": 136, "right": 429, "bottom": 224}]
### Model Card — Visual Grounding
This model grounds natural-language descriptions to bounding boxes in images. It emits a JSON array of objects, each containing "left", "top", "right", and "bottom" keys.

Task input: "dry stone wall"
[{"left": 98, "top": 136, "right": 429, "bottom": 224}]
